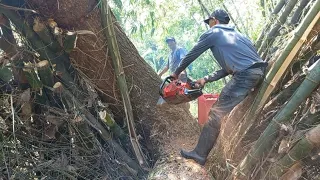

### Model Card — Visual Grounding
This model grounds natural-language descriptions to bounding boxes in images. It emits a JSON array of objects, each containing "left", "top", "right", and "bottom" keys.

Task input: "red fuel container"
[{"left": 198, "top": 94, "right": 219, "bottom": 125}]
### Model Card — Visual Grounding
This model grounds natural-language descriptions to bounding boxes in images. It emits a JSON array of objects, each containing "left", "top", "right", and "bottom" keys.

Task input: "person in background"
[{"left": 158, "top": 37, "right": 188, "bottom": 82}]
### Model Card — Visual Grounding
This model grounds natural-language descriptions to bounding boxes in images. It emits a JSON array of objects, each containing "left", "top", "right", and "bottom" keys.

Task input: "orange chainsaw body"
[{"left": 159, "top": 77, "right": 203, "bottom": 104}]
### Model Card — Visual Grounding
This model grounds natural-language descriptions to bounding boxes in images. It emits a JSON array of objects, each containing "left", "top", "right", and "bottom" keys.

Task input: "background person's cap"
[
  {"left": 165, "top": 37, "right": 176, "bottom": 43},
  {"left": 204, "top": 9, "right": 230, "bottom": 25}
]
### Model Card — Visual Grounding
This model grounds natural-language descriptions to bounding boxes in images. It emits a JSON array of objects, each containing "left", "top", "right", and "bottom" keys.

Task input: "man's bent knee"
[{"left": 207, "top": 116, "right": 221, "bottom": 130}]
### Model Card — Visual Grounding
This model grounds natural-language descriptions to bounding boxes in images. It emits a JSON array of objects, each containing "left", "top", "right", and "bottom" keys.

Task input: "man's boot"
[{"left": 180, "top": 122, "right": 220, "bottom": 165}]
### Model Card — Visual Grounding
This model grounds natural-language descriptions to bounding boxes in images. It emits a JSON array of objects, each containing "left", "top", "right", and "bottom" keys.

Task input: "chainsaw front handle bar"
[{"left": 159, "top": 76, "right": 174, "bottom": 96}]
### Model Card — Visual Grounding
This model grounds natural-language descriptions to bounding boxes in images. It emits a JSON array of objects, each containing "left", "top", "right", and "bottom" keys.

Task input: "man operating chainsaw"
[
  {"left": 170, "top": 9, "right": 267, "bottom": 165},
  {"left": 158, "top": 37, "right": 189, "bottom": 82}
]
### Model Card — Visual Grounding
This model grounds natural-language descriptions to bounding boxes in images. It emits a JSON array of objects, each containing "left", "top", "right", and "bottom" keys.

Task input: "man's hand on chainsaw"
[{"left": 195, "top": 78, "right": 206, "bottom": 88}]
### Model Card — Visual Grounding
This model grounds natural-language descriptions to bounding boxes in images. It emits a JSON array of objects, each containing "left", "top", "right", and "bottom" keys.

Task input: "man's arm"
[
  {"left": 204, "top": 69, "right": 228, "bottom": 82},
  {"left": 178, "top": 48, "right": 188, "bottom": 75},
  {"left": 159, "top": 59, "right": 169, "bottom": 77},
  {"left": 158, "top": 66, "right": 169, "bottom": 77},
  {"left": 174, "top": 32, "right": 215, "bottom": 76},
  {"left": 195, "top": 69, "right": 228, "bottom": 87}
]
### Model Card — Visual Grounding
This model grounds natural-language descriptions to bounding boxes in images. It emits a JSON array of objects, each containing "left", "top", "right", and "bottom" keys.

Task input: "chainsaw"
[{"left": 157, "top": 76, "right": 203, "bottom": 105}]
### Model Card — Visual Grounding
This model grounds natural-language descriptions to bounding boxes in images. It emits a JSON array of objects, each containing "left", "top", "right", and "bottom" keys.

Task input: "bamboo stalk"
[
  {"left": 297, "top": 107, "right": 320, "bottom": 130},
  {"left": 38, "top": 68, "right": 64, "bottom": 108},
  {"left": 59, "top": 83, "right": 142, "bottom": 175},
  {"left": 270, "top": 125, "right": 320, "bottom": 178},
  {"left": 100, "top": 0, "right": 148, "bottom": 168},
  {"left": 0, "top": 7, "right": 75, "bottom": 89},
  {"left": 52, "top": 82, "right": 69, "bottom": 108},
  {"left": 258, "top": 9, "right": 320, "bottom": 116},
  {"left": 0, "top": 13, "right": 29, "bottom": 87},
  {"left": 197, "top": 0, "right": 210, "bottom": 16},
  {"left": 33, "top": 17, "right": 61, "bottom": 52},
  {"left": 263, "top": 75, "right": 304, "bottom": 113},
  {"left": 235, "top": 59, "right": 320, "bottom": 178},
  {"left": 260, "top": 0, "right": 266, "bottom": 17},
  {"left": 99, "top": 110, "right": 126, "bottom": 140},
  {"left": 0, "top": 66, "right": 13, "bottom": 83},
  {"left": 63, "top": 32, "right": 77, "bottom": 53},
  {"left": 236, "top": 3, "right": 320, "bottom": 146},
  {"left": 229, "top": 0, "right": 249, "bottom": 37},
  {"left": 289, "top": 0, "right": 310, "bottom": 26},
  {"left": 0, "top": 13, "right": 16, "bottom": 56},
  {"left": 255, "top": 0, "right": 286, "bottom": 48},
  {"left": 279, "top": 162, "right": 302, "bottom": 180},
  {"left": 37, "top": 60, "right": 54, "bottom": 87},
  {"left": 272, "top": 0, "right": 286, "bottom": 14},
  {"left": 223, "top": 4, "right": 243, "bottom": 34},
  {"left": 23, "top": 63, "right": 42, "bottom": 90},
  {"left": 258, "top": 0, "right": 299, "bottom": 55},
  {"left": 273, "top": 33, "right": 320, "bottom": 93},
  {"left": 23, "top": 63, "right": 52, "bottom": 105}
]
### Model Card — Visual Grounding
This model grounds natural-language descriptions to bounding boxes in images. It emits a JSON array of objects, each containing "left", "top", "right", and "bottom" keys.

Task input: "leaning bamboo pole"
[
  {"left": 236, "top": 2, "right": 320, "bottom": 144},
  {"left": 234, "top": 58, "right": 320, "bottom": 178},
  {"left": 263, "top": 75, "right": 304, "bottom": 113},
  {"left": 100, "top": 0, "right": 148, "bottom": 169},
  {"left": 256, "top": 8, "right": 320, "bottom": 119},
  {"left": 270, "top": 125, "right": 320, "bottom": 178},
  {"left": 228, "top": 3, "right": 320, "bottom": 159}
]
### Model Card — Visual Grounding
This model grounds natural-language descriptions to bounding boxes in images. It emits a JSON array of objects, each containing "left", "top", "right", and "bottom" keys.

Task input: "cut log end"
[
  {"left": 306, "top": 125, "right": 320, "bottom": 146},
  {"left": 53, "top": 82, "right": 63, "bottom": 94},
  {"left": 33, "top": 17, "right": 46, "bottom": 32},
  {"left": 37, "top": 60, "right": 50, "bottom": 70},
  {"left": 280, "top": 162, "right": 302, "bottom": 180}
]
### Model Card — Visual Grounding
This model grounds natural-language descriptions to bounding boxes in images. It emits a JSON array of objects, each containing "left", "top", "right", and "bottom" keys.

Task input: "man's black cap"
[
  {"left": 204, "top": 9, "right": 230, "bottom": 25},
  {"left": 165, "top": 37, "right": 176, "bottom": 43}
]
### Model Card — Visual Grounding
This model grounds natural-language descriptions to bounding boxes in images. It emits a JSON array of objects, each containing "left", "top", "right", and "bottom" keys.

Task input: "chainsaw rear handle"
[{"left": 159, "top": 76, "right": 174, "bottom": 96}]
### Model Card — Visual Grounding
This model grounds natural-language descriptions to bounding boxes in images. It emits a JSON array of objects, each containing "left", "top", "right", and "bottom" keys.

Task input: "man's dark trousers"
[{"left": 182, "top": 67, "right": 264, "bottom": 165}]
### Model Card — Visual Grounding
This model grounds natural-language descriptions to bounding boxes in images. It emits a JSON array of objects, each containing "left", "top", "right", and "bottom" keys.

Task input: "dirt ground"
[{"left": 149, "top": 156, "right": 213, "bottom": 180}]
